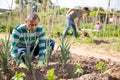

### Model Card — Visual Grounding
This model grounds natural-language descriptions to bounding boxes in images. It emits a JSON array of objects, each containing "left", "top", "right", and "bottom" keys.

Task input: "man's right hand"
[
  {"left": 78, "top": 27, "right": 81, "bottom": 31},
  {"left": 14, "top": 56, "right": 22, "bottom": 64}
]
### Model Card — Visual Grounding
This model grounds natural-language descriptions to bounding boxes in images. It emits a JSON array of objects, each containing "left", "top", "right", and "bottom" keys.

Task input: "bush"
[
  {"left": 0, "top": 24, "right": 15, "bottom": 33},
  {"left": 7, "top": 25, "right": 16, "bottom": 34},
  {"left": 0, "top": 24, "right": 6, "bottom": 32}
]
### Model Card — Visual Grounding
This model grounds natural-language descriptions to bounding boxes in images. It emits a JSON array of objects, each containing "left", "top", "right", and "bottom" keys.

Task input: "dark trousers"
[{"left": 19, "top": 39, "right": 55, "bottom": 62}]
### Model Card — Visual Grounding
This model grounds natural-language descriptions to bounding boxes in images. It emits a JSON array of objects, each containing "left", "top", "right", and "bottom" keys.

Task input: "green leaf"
[
  {"left": 73, "top": 64, "right": 84, "bottom": 75},
  {"left": 44, "top": 39, "right": 52, "bottom": 66},
  {"left": 96, "top": 61, "right": 107, "bottom": 73},
  {"left": 97, "top": 61, "right": 105, "bottom": 69},
  {"left": 58, "top": 37, "right": 71, "bottom": 66},
  {"left": 102, "top": 67, "right": 106, "bottom": 73},
  {"left": 11, "top": 71, "right": 26, "bottom": 80},
  {"left": 46, "top": 68, "right": 56, "bottom": 80}
]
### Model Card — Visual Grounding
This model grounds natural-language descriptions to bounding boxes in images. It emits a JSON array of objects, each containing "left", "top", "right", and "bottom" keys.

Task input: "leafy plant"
[
  {"left": 96, "top": 61, "right": 106, "bottom": 73},
  {"left": 11, "top": 71, "right": 26, "bottom": 80},
  {"left": 23, "top": 51, "right": 35, "bottom": 79},
  {"left": 44, "top": 39, "right": 52, "bottom": 67},
  {"left": 58, "top": 36, "right": 71, "bottom": 67},
  {"left": 21, "top": 34, "right": 39, "bottom": 80},
  {"left": 0, "top": 33, "right": 11, "bottom": 73},
  {"left": 73, "top": 64, "right": 84, "bottom": 78},
  {"left": 46, "top": 68, "right": 56, "bottom": 80},
  {"left": 23, "top": 39, "right": 39, "bottom": 80}
]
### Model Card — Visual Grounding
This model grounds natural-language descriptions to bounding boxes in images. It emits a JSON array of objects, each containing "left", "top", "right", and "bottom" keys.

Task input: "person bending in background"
[
  {"left": 94, "top": 22, "right": 102, "bottom": 31},
  {"left": 63, "top": 7, "right": 89, "bottom": 38},
  {"left": 11, "top": 13, "right": 55, "bottom": 67}
]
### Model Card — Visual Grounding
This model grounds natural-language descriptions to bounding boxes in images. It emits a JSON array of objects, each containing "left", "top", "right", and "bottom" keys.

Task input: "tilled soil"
[
  {"left": 0, "top": 52, "right": 120, "bottom": 80},
  {"left": 0, "top": 36, "right": 120, "bottom": 80}
]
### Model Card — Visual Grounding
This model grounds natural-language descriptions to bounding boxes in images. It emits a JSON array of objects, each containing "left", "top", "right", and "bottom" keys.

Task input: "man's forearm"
[{"left": 77, "top": 17, "right": 80, "bottom": 27}]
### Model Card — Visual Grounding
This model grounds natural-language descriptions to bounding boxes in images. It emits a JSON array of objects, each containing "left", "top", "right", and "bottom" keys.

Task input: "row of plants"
[
  {"left": 10, "top": 61, "right": 106, "bottom": 80},
  {"left": 0, "top": 23, "right": 119, "bottom": 38},
  {"left": 78, "top": 23, "right": 120, "bottom": 38},
  {"left": 44, "top": 22, "right": 120, "bottom": 38},
  {"left": 0, "top": 33, "right": 107, "bottom": 79},
  {"left": 91, "top": 24, "right": 120, "bottom": 37},
  {"left": 0, "top": 35, "right": 70, "bottom": 80}
]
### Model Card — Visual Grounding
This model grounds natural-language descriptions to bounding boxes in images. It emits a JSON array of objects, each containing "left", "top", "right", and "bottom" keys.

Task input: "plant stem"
[{"left": 32, "top": 67, "right": 36, "bottom": 80}]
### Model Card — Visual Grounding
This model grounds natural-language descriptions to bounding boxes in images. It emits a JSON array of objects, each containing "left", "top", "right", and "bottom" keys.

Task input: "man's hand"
[
  {"left": 14, "top": 56, "right": 23, "bottom": 64},
  {"left": 19, "top": 62, "right": 27, "bottom": 68},
  {"left": 37, "top": 54, "right": 45, "bottom": 67},
  {"left": 78, "top": 27, "right": 81, "bottom": 31},
  {"left": 37, "top": 60, "right": 44, "bottom": 67}
]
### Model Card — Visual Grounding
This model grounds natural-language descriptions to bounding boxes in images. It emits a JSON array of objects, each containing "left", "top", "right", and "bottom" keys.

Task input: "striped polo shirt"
[{"left": 11, "top": 24, "right": 46, "bottom": 58}]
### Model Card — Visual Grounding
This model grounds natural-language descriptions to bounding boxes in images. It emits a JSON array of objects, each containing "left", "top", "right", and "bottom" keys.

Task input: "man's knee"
[{"left": 18, "top": 48, "right": 27, "bottom": 63}]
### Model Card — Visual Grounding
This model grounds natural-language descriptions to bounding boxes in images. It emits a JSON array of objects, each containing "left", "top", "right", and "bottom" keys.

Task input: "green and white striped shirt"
[{"left": 11, "top": 24, "right": 46, "bottom": 59}]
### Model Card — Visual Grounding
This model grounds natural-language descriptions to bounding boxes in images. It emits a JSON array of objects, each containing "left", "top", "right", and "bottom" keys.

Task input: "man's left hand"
[{"left": 37, "top": 60, "right": 44, "bottom": 67}]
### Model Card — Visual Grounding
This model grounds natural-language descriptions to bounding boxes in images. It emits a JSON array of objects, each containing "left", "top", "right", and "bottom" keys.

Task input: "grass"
[
  {"left": 81, "top": 38, "right": 94, "bottom": 44},
  {"left": 112, "top": 42, "right": 120, "bottom": 51}
]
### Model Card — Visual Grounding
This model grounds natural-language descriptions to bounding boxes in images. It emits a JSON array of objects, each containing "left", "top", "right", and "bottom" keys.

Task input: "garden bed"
[{"left": 0, "top": 51, "right": 120, "bottom": 80}]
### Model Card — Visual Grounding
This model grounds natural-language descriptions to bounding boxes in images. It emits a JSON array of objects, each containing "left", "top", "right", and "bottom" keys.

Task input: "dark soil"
[{"left": 0, "top": 51, "right": 120, "bottom": 80}]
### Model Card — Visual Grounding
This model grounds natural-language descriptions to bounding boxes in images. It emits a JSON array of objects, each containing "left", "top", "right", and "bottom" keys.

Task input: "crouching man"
[{"left": 11, "top": 13, "right": 55, "bottom": 67}]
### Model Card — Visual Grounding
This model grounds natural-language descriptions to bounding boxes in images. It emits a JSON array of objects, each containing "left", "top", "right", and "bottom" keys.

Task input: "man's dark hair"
[
  {"left": 83, "top": 7, "right": 89, "bottom": 11},
  {"left": 26, "top": 13, "right": 40, "bottom": 21}
]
